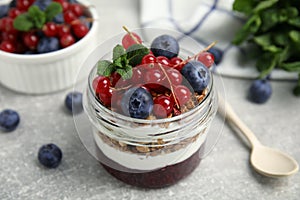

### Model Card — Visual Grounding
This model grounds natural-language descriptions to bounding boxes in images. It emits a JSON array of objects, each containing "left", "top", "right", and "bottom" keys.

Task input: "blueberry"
[
  {"left": 150, "top": 34, "right": 179, "bottom": 59},
  {"left": 9, "top": 0, "right": 16, "bottom": 8},
  {"left": 0, "top": 109, "right": 20, "bottom": 132},
  {"left": 33, "top": 0, "right": 52, "bottom": 11},
  {"left": 65, "top": 91, "right": 83, "bottom": 114},
  {"left": 79, "top": 16, "right": 91, "bottom": 29},
  {"left": 38, "top": 143, "right": 62, "bottom": 168},
  {"left": 181, "top": 60, "right": 210, "bottom": 93},
  {"left": 37, "top": 37, "right": 60, "bottom": 54},
  {"left": 53, "top": 13, "right": 64, "bottom": 24},
  {"left": 68, "top": 0, "right": 78, "bottom": 3},
  {"left": 208, "top": 47, "right": 223, "bottom": 65},
  {"left": 0, "top": 5, "right": 9, "bottom": 18},
  {"left": 248, "top": 79, "right": 272, "bottom": 104},
  {"left": 121, "top": 87, "right": 153, "bottom": 119}
]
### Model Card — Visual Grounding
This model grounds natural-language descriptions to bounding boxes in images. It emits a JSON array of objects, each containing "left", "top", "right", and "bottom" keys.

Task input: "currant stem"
[
  {"left": 174, "top": 41, "right": 218, "bottom": 67},
  {"left": 122, "top": 26, "right": 141, "bottom": 44}
]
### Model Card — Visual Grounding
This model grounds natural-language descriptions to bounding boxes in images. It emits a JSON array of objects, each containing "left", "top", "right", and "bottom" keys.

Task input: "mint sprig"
[
  {"left": 13, "top": 2, "right": 62, "bottom": 31},
  {"left": 97, "top": 44, "right": 149, "bottom": 79}
]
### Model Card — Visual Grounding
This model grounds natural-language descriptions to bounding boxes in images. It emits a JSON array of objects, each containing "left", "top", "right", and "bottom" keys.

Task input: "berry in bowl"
[
  {"left": 0, "top": 0, "right": 99, "bottom": 94},
  {"left": 80, "top": 28, "right": 219, "bottom": 188}
]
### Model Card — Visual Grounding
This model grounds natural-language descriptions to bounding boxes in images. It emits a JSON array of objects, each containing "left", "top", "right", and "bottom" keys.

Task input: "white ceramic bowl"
[{"left": 0, "top": 0, "right": 99, "bottom": 94}]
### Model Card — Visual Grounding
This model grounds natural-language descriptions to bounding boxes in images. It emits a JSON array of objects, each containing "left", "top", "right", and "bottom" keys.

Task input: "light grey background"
[{"left": 0, "top": 0, "right": 299, "bottom": 199}]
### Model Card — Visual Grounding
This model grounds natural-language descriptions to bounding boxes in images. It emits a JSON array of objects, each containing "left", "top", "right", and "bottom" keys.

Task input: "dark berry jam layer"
[{"left": 98, "top": 143, "right": 205, "bottom": 188}]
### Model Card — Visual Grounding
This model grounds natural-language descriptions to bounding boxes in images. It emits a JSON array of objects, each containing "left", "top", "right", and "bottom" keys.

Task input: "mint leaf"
[
  {"left": 256, "top": 52, "right": 278, "bottom": 78},
  {"left": 116, "top": 65, "right": 132, "bottom": 80},
  {"left": 97, "top": 60, "right": 115, "bottom": 76},
  {"left": 28, "top": 5, "right": 46, "bottom": 29},
  {"left": 45, "top": 2, "right": 63, "bottom": 22},
  {"left": 126, "top": 44, "right": 150, "bottom": 66},
  {"left": 253, "top": 0, "right": 278, "bottom": 13},
  {"left": 13, "top": 13, "right": 34, "bottom": 31},
  {"left": 232, "top": 0, "right": 255, "bottom": 15},
  {"left": 280, "top": 62, "right": 300, "bottom": 72},
  {"left": 113, "top": 44, "right": 126, "bottom": 61}
]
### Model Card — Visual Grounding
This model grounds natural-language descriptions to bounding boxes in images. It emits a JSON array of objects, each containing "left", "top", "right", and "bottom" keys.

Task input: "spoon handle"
[{"left": 218, "top": 94, "right": 260, "bottom": 148}]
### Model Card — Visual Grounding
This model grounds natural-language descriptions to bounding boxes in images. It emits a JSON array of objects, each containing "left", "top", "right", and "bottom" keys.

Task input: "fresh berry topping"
[
  {"left": 16, "top": 0, "right": 34, "bottom": 11},
  {"left": 8, "top": 7, "right": 23, "bottom": 18},
  {"left": 121, "top": 87, "right": 153, "bottom": 119},
  {"left": 42, "top": 22, "right": 58, "bottom": 37},
  {"left": 170, "top": 57, "right": 184, "bottom": 70},
  {"left": 63, "top": 10, "right": 77, "bottom": 24},
  {"left": 53, "top": 0, "right": 69, "bottom": 11},
  {"left": 0, "top": 109, "right": 20, "bottom": 132},
  {"left": 37, "top": 37, "right": 59, "bottom": 53},
  {"left": 153, "top": 95, "right": 174, "bottom": 118},
  {"left": 1, "top": 31, "right": 18, "bottom": 42},
  {"left": 248, "top": 79, "right": 272, "bottom": 104},
  {"left": 92, "top": 76, "right": 110, "bottom": 94},
  {"left": 70, "top": 3, "right": 83, "bottom": 17},
  {"left": 38, "top": 143, "right": 62, "bottom": 168},
  {"left": 98, "top": 87, "right": 113, "bottom": 107},
  {"left": 122, "top": 32, "right": 142, "bottom": 49},
  {"left": 156, "top": 56, "right": 170, "bottom": 66},
  {"left": 150, "top": 34, "right": 179, "bottom": 59},
  {"left": 60, "top": 33, "right": 75, "bottom": 48},
  {"left": 197, "top": 52, "right": 215, "bottom": 68},
  {"left": 144, "top": 68, "right": 165, "bottom": 90},
  {"left": 181, "top": 60, "right": 210, "bottom": 93},
  {"left": 166, "top": 68, "right": 182, "bottom": 86},
  {"left": 0, "top": 17, "right": 17, "bottom": 33},
  {"left": 53, "top": 13, "right": 64, "bottom": 24},
  {"left": 57, "top": 24, "right": 70, "bottom": 37},
  {"left": 0, "top": 40, "right": 16, "bottom": 53},
  {"left": 207, "top": 47, "right": 223, "bottom": 65},
  {"left": 33, "top": 0, "right": 51, "bottom": 11},
  {"left": 65, "top": 91, "right": 83, "bottom": 114}
]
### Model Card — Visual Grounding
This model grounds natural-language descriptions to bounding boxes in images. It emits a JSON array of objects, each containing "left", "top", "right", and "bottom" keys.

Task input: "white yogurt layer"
[{"left": 93, "top": 131, "right": 207, "bottom": 171}]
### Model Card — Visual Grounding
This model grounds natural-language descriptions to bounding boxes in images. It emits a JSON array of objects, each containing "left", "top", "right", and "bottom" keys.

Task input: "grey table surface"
[{"left": 1, "top": 0, "right": 300, "bottom": 199}]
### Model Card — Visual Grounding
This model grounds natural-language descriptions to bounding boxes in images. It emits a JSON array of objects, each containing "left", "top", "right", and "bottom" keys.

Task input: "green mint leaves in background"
[
  {"left": 97, "top": 44, "right": 149, "bottom": 80},
  {"left": 232, "top": 0, "right": 300, "bottom": 96},
  {"left": 13, "top": 2, "right": 62, "bottom": 31}
]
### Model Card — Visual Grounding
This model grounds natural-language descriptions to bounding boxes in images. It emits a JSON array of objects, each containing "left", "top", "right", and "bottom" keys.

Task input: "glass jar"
[{"left": 83, "top": 61, "right": 218, "bottom": 188}]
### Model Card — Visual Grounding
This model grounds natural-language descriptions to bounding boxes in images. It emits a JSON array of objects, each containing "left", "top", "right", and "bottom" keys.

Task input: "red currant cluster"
[
  {"left": 0, "top": 0, "right": 91, "bottom": 54},
  {"left": 92, "top": 31, "right": 215, "bottom": 119}
]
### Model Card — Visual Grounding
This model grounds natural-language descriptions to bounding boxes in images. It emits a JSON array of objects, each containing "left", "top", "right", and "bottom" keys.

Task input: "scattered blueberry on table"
[
  {"left": 0, "top": 109, "right": 20, "bottom": 132},
  {"left": 248, "top": 79, "right": 272, "bottom": 104},
  {"left": 38, "top": 143, "right": 63, "bottom": 168},
  {"left": 65, "top": 91, "right": 83, "bottom": 114},
  {"left": 207, "top": 47, "right": 223, "bottom": 65}
]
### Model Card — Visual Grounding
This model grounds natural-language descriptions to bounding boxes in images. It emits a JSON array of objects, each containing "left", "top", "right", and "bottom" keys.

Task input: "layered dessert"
[{"left": 84, "top": 28, "right": 218, "bottom": 188}]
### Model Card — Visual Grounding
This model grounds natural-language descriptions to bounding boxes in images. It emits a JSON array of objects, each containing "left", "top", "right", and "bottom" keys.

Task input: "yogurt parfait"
[{"left": 83, "top": 28, "right": 218, "bottom": 188}]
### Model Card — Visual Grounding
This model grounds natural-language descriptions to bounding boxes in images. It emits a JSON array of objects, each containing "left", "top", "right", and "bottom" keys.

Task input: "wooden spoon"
[{"left": 218, "top": 95, "right": 299, "bottom": 177}]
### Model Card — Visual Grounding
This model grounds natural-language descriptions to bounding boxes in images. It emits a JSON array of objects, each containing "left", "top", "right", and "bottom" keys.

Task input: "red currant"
[
  {"left": 153, "top": 95, "right": 174, "bottom": 118},
  {"left": 166, "top": 68, "right": 182, "bottom": 86},
  {"left": 23, "top": 31, "right": 39, "bottom": 50},
  {"left": 98, "top": 87, "right": 113, "bottom": 107},
  {"left": 43, "top": 22, "right": 58, "bottom": 37},
  {"left": 8, "top": 8, "right": 23, "bottom": 19},
  {"left": 72, "top": 22, "right": 89, "bottom": 38},
  {"left": 63, "top": 10, "right": 77, "bottom": 24},
  {"left": 156, "top": 56, "right": 170, "bottom": 66},
  {"left": 70, "top": 3, "right": 83, "bottom": 17},
  {"left": 141, "top": 54, "right": 156, "bottom": 64},
  {"left": 110, "top": 72, "right": 121, "bottom": 87},
  {"left": 1, "top": 32, "right": 18, "bottom": 42},
  {"left": 60, "top": 34, "right": 75, "bottom": 48},
  {"left": 122, "top": 32, "right": 142, "bottom": 49},
  {"left": 92, "top": 76, "right": 110, "bottom": 94},
  {"left": 0, "top": 17, "right": 17, "bottom": 33},
  {"left": 172, "top": 85, "right": 191, "bottom": 106},
  {"left": 197, "top": 52, "right": 215, "bottom": 68},
  {"left": 0, "top": 41, "right": 16, "bottom": 53},
  {"left": 53, "top": 0, "right": 69, "bottom": 12},
  {"left": 131, "top": 67, "right": 144, "bottom": 85},
  {"left": 170, "top": 57, "right": 184, "bottom": 71},
  {"left": 57, "top": 24, "right": 71, "bottom": 37},
  {"left": 16, "top": 0, "right": 34, "bottom": 11},
  {"left": 144, "top": 69, "right": 165, "bottom": 90}
]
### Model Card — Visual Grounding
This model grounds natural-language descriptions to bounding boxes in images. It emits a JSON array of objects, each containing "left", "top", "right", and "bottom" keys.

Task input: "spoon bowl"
[{"left": 218, "top": 94, "right": 299, "bottom": 178}]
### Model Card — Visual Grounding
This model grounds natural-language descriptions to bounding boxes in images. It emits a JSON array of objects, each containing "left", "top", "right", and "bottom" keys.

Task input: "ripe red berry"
[
  {"left": 166, "top": 68, "right": 182, "bottom": 86},
  {"left": 144, "top": 69, "right": 165, "bottom": 90},
  {"left": 60, "top": 34, "right": 75, "bottom": 48},
  {"left": 172, "top": 85, "right": 191, "bottom": 106},
  {"left": 0, "top": 41, "right": 16, "bottom": 53},
  {"left": 72, "top": 22, "right": 89, "bottom": 38},
  {"left": 197, "top": 52, "right": 215, "bottom": 68},
  {"left": 0, "top": 17, "right": 17, "bottom": 33},
  {"left": 43, "top": 22, "right": 58, "bottom": 37},
  {"left": 141, "top": 54, "right": 156, "bottom": 64},
  {"left": 92, "top": 76, "right": 111, "bottom": 94},
  {"left": 70, "top": 3, "right": 83, "bottom": 17},
  {"left": 1, "top": 32, "right": 18, "bottom": 42},
  {"left": 53, "top": 0, "right": 69, "bottom": 12},
  {"left": 16, "top": 0, "right": 34, "bottom": 11},
  {"left": 98, "top": 88, "right": 113, "bottom": 107},
  {"left": 23, "top": 31, "right": 39, "bottom": 49},
  {"left": 63, "top": 10, "right": 77, "bottom": 24},
  {"left": 170, "top": 57, "right": 184, "bottom": 71},
  {"left": 122, "top": 32, "right": 142, "bottom": 49},
  {"left": 8, "top": 8, "right": 23, "bottom": 19},
  {"left": 153, "top": 95, "right": 174, "bottom": 118},
  {"left": 131, "top": 67, "right": 144, "bottom": 85},
  {"left": 156, "top": 56, "right": 170, "bottom": 66},
  {"left": 57, "top": 24, "right": 71, "bottom": 37}
]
